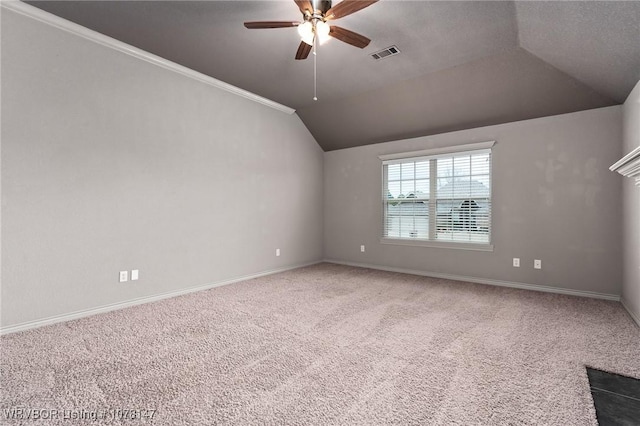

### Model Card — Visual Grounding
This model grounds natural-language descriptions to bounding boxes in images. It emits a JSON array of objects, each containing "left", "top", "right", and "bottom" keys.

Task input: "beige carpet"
[{"left": 2, "top": 263, "right": 639, "bottom": 425}]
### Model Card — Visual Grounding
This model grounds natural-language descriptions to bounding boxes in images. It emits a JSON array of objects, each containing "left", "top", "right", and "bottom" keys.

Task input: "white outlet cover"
[
  {"left": 534, "top": 259, "right": 542, "bottom": 269},
  {"left": 276, "top": 249, "right": 280, "bottom": 257},
  {"left": 513, "top": 258, "right": 520, "bottom": 267},
  {"left": 119, "top": 271, "right": 128, "bottom": 282},
  {"left": 360, "top": 245, "right": 365, "bottom": 252},
  {"left": 131, "top": 269, "right": 139, "bottom": 280}
]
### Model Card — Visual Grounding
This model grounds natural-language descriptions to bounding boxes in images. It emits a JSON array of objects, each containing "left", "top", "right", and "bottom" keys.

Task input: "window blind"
[{"left": 382, "top": 147, "right": 492, "bottom": 245}]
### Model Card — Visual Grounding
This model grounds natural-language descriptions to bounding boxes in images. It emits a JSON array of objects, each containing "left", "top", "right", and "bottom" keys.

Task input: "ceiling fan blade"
[
  {"left": 294, "top": 0, "right": 313, "bottom": 14},
  {"left": 244, "top": 21, "right": 299, "bottom": 29},
  {"left": 295, "top": 41, "right": 313, "bottom": 60},
  {"left": 325, "top": 0, "right": 378, "bottom": 20},
  {"left": 329, "top": 26, "right": 371, "bottom": 48}
]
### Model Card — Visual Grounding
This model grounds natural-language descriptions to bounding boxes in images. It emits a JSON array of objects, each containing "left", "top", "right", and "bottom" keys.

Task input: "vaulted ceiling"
[{"left": 26, "top": 1, "right": 640, "bottom": 151}]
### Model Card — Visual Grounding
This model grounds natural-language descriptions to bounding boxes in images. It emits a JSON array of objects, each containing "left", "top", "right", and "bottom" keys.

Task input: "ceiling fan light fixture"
[
  {"left": 297, "top": 21, "right": 314, "bottom": 46},
  {"left": 315, "top": 20, "right": 331, "bottom": 45}
]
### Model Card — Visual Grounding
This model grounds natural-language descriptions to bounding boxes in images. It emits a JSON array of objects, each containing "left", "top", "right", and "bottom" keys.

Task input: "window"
[{"left": 380, "top": 141, "right": 494, "bottom": 249}]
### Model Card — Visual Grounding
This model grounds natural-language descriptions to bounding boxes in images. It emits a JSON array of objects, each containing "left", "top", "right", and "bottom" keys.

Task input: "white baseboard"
[
  {"left": 621, "top": 298, "right": 640, "bottom": 328},
  {"left": 324, "top": 259, "right": 621, "bottom": 301},
  {"left": 4, "top": 260, "right": 625, "bottom": 335},
  {"left": 0, "top": 261, "right": 321, "bottom": 335}
]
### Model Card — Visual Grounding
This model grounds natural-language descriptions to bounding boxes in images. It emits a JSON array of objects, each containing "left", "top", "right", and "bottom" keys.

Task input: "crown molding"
[
  {"left": 610, "top": 145, "right": 640, "bottom": 186},
  {"left": 1, "top": 1, "right": 296, "bottom": 115}
]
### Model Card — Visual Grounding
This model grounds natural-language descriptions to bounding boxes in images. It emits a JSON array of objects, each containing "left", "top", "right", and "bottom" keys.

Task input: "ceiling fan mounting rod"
[{"left": 311, "top": 0, "right": 332, "bottom": 15}]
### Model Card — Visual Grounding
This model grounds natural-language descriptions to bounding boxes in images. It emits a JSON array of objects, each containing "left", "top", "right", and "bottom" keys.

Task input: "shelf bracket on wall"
[{"left": 610, "top": 146, "right": 640, "bottom": 186}]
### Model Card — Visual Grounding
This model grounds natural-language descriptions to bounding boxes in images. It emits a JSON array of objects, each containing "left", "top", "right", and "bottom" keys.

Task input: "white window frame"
[{"left": 379, "top": 141, "right": 495, "bottom": 251}]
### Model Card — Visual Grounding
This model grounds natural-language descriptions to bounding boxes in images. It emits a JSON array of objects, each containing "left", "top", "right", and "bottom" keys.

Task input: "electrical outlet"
[
  {"left": 534, "top": 259, "right": 542, "bottom": 269},
  {"left": 276, "top": 248, "right": 280, "bottom": 257},
  {"left": 513, "top": 258, "right": 520, "bottom": 267},
  {"left": 119, "top": 271, "right": 128, "bottom": 282},
  {"left": 360, "top": 245, "right": 365, "bottom": 253},
  {"left": 131, "top": 270, "right": 139, "bottom": 281}
]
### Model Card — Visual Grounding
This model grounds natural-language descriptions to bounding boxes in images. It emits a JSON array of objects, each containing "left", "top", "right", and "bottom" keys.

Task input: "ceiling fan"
[{"left": 244, "top": 0, "right": 378, "bottom": 60}]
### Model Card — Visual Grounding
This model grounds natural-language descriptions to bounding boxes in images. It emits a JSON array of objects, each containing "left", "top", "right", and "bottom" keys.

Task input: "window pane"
[
  {"left": 475, "top": 175, "right": 490, "bottom": 188},
  {"left": 388, "top": 164, "right": 401, "bottom": 181},
  {"left": 471, "top": 153, "right": 490, "bottom": 175},
  {"left": 401, "top": 180, "right": 415, "bottom": 197},
  {"left": 436, "top": 177, "right": 448, "bottom": 192},
  {"left": 388, "top": 181, "right": 401, "bottom": 198},
  {"left": 437, "top": 157, "right": 453, "bottom": 178},
  {"left": 385, "top": 215, "right": 400, "bottom": 237},
  {"left": 399, "top": 201, "right": 413, "bottom": 217},
  {"left": 415, "top": 161, "right": 430, "bottom": 179},
  {"left": 389, "top": 201, "right": 427, "bottom": 238},
  {"left": 414, "top": 213, "right": 428, "bottom": 238},
  {"left": 401, "top": 162, "right": 414, "bottom": 180},
  {"left": 399, "top": 215, "right": 413, "bottom": 238},
  {"left": 469, "top": 179, "right": 490, "bottom": 198},
  {"left": 453, "top": 155, "right": 471, "bottom": 177},
  {"left": 415, "top": 179, "right": 429, "bottom": 195}
]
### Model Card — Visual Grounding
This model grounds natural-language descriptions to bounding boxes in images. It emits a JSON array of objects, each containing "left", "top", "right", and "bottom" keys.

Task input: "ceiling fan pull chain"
[{"left": 313, "top": 38, "right": 318, "bottom": 101}]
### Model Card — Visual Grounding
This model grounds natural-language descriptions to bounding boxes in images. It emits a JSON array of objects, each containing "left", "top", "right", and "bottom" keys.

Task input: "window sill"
[{"left": 380, "top": 237, "right": 494, "bottom": 252}]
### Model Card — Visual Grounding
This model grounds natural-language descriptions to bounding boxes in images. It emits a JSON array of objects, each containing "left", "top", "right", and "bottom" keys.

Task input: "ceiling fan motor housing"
[{"left": 314, "top": 1, "right": 333, "bottom": 15}]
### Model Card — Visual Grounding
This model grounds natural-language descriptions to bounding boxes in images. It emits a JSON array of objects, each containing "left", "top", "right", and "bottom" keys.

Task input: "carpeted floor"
[{"left": 2, "top": 263, "right": 639, "bottom": 425}]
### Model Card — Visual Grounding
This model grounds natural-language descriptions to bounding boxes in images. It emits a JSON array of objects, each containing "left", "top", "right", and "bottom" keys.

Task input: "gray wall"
[
  {"left": 324, "top": 106, "right": 623, "bottom": 295},
  {"left": 1, "top": 9, "right": 324, "bottom": 328},
  {"left": 622, "top": 80, "right": 640, "bottom": 321}
]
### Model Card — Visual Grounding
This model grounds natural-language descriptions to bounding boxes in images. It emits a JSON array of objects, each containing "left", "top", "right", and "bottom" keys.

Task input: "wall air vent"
[{"left": 371, "top": 45, "right": 400, "bottom": 60}]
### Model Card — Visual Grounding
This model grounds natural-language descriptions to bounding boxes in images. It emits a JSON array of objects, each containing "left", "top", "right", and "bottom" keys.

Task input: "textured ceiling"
[
  {"left": 515, "top": 1, "right": 640, "bottom": 104},
  {"left": 26, "top": 1, "right": 640, "bottom": 151}
]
